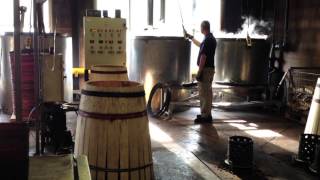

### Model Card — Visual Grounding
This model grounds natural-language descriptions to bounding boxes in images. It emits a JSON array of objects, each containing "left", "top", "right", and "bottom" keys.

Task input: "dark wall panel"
[
  {"left": 221, "top": 0, "right": 274, "bottom": 33},
  {"left": 51, "top": 0, "right": 73, "bottom": 34},
  {"left": 283, "top": 0, "right": 320, "bottom": 69}
]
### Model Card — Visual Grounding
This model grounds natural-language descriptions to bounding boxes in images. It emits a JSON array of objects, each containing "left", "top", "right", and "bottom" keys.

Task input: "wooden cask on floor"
[
  {"left": 75, "top": 81, "right": 153, "bottom": 180},
  {"left": 90, "top": 65, "right": 129, "bottom": 81}
]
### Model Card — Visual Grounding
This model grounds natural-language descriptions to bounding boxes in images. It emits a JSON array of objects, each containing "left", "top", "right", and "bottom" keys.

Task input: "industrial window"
[
  {"left": 0, "top": 0, "right": 50, "bottom": 34},
  {"left": 96, "top": 0, "right": 130, "bottom": 20}
]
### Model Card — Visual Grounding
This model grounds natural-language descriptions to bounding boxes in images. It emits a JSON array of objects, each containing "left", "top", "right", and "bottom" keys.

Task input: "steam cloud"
[{"left": 216, "top": 16, "right": 273, "bottom": 39}]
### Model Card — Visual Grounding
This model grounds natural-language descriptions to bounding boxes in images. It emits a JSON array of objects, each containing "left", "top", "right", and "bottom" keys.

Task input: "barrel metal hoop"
[
  {"left": 91, "top": 70, "right": 127, "bottom": 74},
  {"left": 81, "top": 90, "right": 145, "bottom": 98},
  {"left": 89, "top": 162, "right": 153, "bottom": 173},
  {"left": 79, "top": 110, "right": 147, "bottom": 120},
  {"left": 315, "top": 99, "right": 320, "bottom": 104}
]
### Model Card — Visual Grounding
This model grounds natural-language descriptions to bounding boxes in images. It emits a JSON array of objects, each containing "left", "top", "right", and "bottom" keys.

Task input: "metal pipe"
[
  {"left": 260, "top": 0, "right": 264, "bottom": 20},
  {"left": 13, "top": 0, "right": 22, "bottom": 122},
  {"left": 129, "top": 0, "right": 132, "bottom": 30},
  {"left": 147, "top": 0, "right": 154, "bottom": 25},
  {"left": 160, "top": 0, "right": 165, "bottom": 22},
  {"left": 71, "top": 0, "right": 80, "bottom": 68},
  {"left": 283, "top": 0, "right": 289, "bottom": 47},
  {"left": 33, "top": 0, "right": 41, "bottom": 155},
  {"left": 272, "top": 0, "right": 277, "bottom": 44},
  {"left": 33, "top": 2, "right": 40, "bottom": 103},
  {"left": 19, "top": 6, "right": 27, "bottom": 31}
]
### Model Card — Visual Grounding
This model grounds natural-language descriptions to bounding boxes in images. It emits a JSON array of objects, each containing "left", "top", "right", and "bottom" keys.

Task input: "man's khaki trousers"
[{"left": 198, "top": 68, "right": 215, "bottom": 118}]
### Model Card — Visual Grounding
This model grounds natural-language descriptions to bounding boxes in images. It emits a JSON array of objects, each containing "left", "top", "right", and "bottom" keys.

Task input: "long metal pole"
[
  {"left": 33, "top": 1, "right": 40, "bottom": 104},
  {"left": 147, "top": 0, "right": 154, "bottom": 25},
  {"left": 33, "top": 0, "right": 41, "bottom": 155},
  {"left": 129, "top": 0, "right": 131, "bottom": 30},
  {"left": 14, "top": 0, "right": 22, "bottom": 122},
  {"left": 283, "top": 0, "right": 289, "bottom": 47}
]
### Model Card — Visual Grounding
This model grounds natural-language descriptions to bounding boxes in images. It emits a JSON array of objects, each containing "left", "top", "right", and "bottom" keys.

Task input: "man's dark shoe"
[
  {"left": 205, "top": 115, "right": 213, "bottom": 123},
  {"left": 194, "top": 115, "right": 213, "bottom": 124}
]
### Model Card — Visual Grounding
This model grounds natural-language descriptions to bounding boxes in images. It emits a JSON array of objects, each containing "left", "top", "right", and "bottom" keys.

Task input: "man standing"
[{"left": 185, "top": 21, "right": 217, "bottom": 123}]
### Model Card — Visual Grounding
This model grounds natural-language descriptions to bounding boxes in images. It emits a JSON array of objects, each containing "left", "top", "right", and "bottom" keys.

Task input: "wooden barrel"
[
  {"left": 90, "top": 65, "right": 129, "bottom": 81},
  {"left": 75, "top": 81, "right": 153, "bottom": 180}
]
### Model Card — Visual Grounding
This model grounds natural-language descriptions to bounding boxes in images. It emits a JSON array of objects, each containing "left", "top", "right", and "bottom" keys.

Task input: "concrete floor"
[
  {"left": 149, "top": 108, "right": 317, "bottom": 180},
  {"left": 1, "top": 107, "right": 317, "bottom": 180}
]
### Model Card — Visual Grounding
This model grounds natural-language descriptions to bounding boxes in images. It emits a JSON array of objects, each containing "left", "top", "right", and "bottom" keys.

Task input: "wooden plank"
[
  {"left": 79, "top": 117, "right": 87, "bottom": 155},
  {"left": 143, "top": 118, "right": 152, "bottom": 180},
  {"left": 77, "top": 155, "right": 92, "bottom": 180},
  {"left": 119, "top": 120, "right": 129, "bottom": 180},
  {"left": 83, "top": 118, "right": 93, "bottom": 178},
  {"left": 107, "top": 120, "right": 120, "bottom": 180},
  {"left": 104, "top": 119, "right": 110, "bottom": 179},
  {"left": 138, "top": 118, "right": 145, "bottom": 180},
  {"left": 74, "top": 119, "right": 80, "bottom": 155},
  {"left": 29, "top": 155, "right": 74, "bottom": 180},
  {"left": 148, "top": 122, "right": 154, "bottom": 179},
  {"left": 88, "top": 119, "right": 99, "bottom": 180},
  {"left": 97, "top": 119, "right": 107, "bottom": 180},
  {"left": 83, "top": 118, "right": 90, "bottom": 157},
  {"left": 74, "top": 117, "right": 83, "bottom": 155},
  {"left": 129, "top": 119, "right": 139, "bottom": 179}
]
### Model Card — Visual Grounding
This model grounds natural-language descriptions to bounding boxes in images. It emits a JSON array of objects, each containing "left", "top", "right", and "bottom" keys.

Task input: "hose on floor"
[{"left": 147, "top": 83, "right": 171, "bottom": 117}]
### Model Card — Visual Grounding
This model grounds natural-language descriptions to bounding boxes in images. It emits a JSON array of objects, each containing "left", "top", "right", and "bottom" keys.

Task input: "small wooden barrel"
[
  {"left": 90, "top": 65, "right": 129, "bottom": 81},
  {"left": 75, "top": 81, "right": 153, "bottom": 180}
]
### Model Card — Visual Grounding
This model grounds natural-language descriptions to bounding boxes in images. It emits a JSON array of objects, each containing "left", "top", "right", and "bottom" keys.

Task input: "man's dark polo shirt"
[{"left": 197, "top": 33, "right": 217, "bottom": 68}]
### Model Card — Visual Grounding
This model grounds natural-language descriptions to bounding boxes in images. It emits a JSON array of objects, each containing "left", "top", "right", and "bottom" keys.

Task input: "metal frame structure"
[
  {"left": 278, "top": 67, "right": 320, "bottom": 121},
  {"left": 14, "top": 0, "right": 42, "bottom": 154}
]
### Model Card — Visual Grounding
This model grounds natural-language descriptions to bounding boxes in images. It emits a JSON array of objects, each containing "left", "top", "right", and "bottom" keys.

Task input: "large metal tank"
[
  {"left": 129, "top": 36, "right": 191, "bottom": 100},
  {"left": 0, "top": 33, "right": 73, "bottom": 114},
  {"left": 214, "top": 38, "right": 270, "bottom": 85}
]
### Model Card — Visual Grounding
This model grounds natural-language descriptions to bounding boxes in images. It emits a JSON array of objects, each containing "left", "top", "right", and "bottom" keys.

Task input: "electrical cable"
[{"left": 27, "top": 102, "right": 42, "bottom": 122}]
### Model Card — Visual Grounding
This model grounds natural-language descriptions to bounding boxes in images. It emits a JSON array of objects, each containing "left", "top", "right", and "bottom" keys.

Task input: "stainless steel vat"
[
  {"left": 129, "top": 36, "right": 191, "bottom": 101},
  {"left": 214, "top": 38, "right": 270, "bottom": 85},
  {"left": 0, "top": 33, "right": 73, "bottom": 114}
]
